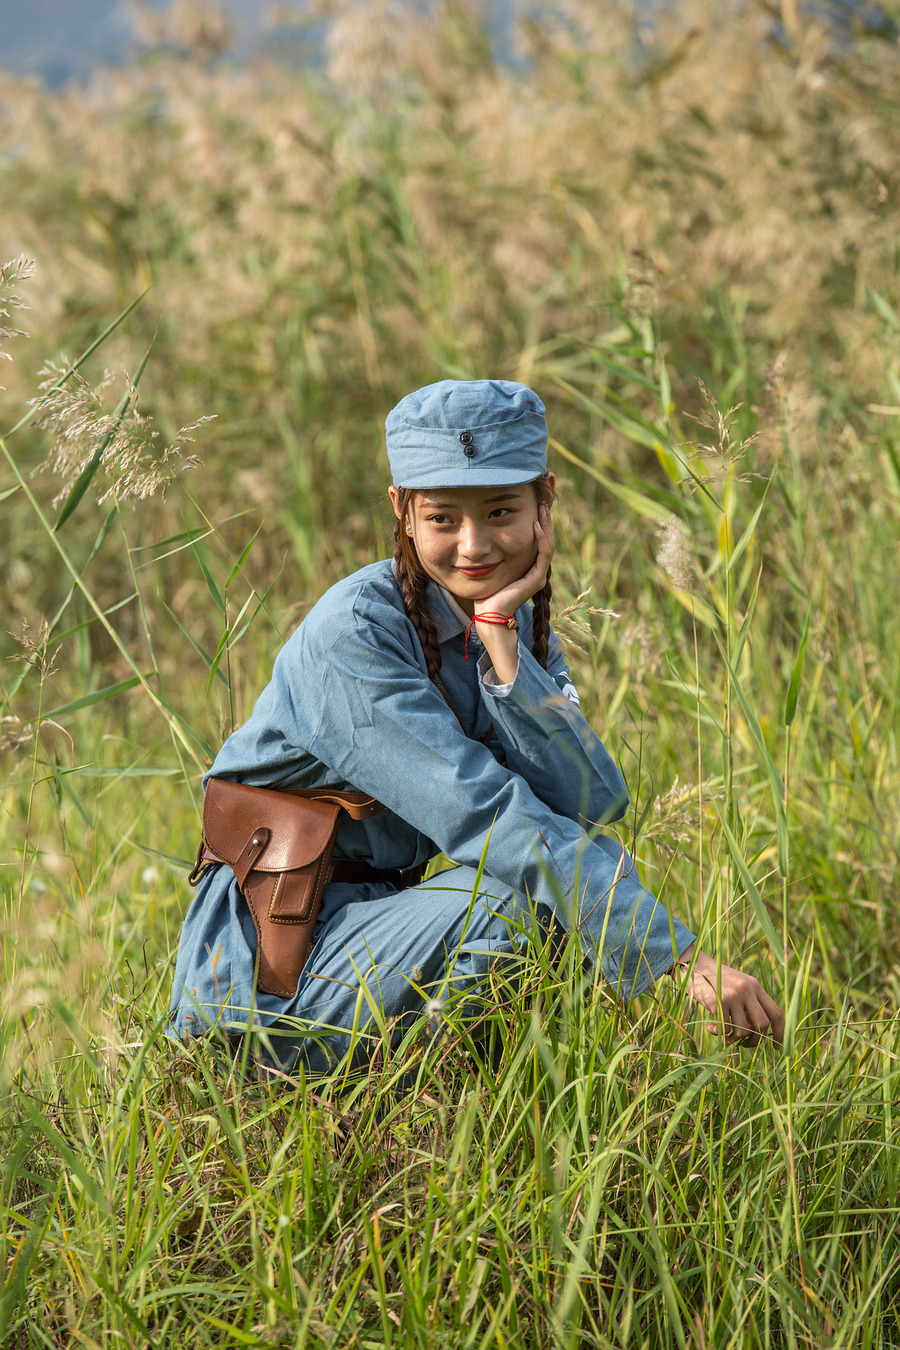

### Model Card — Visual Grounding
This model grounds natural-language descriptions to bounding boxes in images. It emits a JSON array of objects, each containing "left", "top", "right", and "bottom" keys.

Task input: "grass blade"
[
  {"left": 715, "top": 807, "right": 782, "bottom": 955},
  {"left": 162, "top": 601, "right": 229, "bottom": 688},
  {"left": 22, "top": 675, "right": 147, "bottom": 724},
  {"left": 784, "top": 610, "right": 810, "bottom": 728}
]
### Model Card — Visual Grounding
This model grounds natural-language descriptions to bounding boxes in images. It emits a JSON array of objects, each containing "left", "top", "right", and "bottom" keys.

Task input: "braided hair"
[
  {"left": 392, "top": 475, "right": 555, "bottom": 688},
  {"left": 529, "top": 475, "right": 554, "bottom": 671},
  {"left": 393, "top": 490, "right": 444, "bottom": 687}
]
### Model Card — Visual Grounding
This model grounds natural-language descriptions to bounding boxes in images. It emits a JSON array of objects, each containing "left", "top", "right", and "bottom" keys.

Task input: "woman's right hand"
[
  {"left": 671, "top": 945, "right": 784, "bottom": 1047},
  {"left": 471, "top": 502, "right": 555, "bottom": 685},
  {"left": 476, "top": 501, "right": 555, "bottom": 619}
]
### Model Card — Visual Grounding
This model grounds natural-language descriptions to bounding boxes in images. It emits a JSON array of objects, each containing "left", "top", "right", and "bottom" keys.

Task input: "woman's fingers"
[
  {"left": 680, "top": 950, "right": 783, "bottom": 1049},
  {"left": 526, "top": 506, "right": 554, "bottom": 591},
  {"left": 706, "top": 994, "right": 769, "bottom": 1046},
  {"left": 481, "top": 507, "right": 555, "bottom": 613},
  {"left": 758, "top": 988, "right": 785, "bottom": 1047},
  {"left": 535, "top": 503, "right": 555, "bottom": 564}
]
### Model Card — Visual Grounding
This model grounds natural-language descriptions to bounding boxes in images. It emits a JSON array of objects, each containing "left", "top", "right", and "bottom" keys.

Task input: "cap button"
[
  {"left": 459, "top": 431, "right": 473, "bottom": 444},
  {"left": 464, "top": 445, "right": 477, "bottom": 458}
]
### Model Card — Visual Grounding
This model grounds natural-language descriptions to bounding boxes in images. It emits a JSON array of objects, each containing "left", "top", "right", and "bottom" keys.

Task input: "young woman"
[{"left": 169, "top": 379, "right": 783, "bottom": 1071}]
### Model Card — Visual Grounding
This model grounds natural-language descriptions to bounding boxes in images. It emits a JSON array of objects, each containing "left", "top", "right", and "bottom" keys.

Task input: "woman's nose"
[{"left": 458, "top": 520, "right": 490, "bottom": 558}]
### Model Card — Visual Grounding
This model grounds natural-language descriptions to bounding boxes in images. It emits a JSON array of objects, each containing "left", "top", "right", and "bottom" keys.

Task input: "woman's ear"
[{"left": 388, "top": 486, "right": 402, "bottom": 520}]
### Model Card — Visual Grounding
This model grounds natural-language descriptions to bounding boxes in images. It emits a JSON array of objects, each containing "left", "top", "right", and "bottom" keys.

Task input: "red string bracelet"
[{"left": 464, "top": 611, "right": 519, "bottom": 659}]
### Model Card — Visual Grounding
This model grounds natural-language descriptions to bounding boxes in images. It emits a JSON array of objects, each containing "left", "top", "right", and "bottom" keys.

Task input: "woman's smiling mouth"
[{"left": 455, "top": 563, "right": 500, "bottom": 578}]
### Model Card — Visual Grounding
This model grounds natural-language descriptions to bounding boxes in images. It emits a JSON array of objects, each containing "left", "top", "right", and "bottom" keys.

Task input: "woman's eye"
[
  {"left": 427, "top": 514, "right": 452, "bottom": 524},
  {"left": 489, "top": 508, "right": 512, "bottom": 518}
]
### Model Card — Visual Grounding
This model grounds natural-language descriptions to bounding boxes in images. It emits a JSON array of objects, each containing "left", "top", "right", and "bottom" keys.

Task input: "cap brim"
[{"left": 395, "top": 467, "right": 543, "bottom": 489}]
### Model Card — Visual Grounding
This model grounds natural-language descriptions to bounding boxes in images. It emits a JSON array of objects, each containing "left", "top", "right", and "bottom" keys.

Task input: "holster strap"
[
  {"left": 189, "top": 777, "right": 423, "bottom": 999},
  {"left": 232, "top": 828, "right": 270, "bottom": 888}
]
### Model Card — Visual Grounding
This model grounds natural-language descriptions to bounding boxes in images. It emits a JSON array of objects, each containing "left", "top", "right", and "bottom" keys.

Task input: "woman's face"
[{"left": 389, "top": 478, "right": 553, "bottom": 616}]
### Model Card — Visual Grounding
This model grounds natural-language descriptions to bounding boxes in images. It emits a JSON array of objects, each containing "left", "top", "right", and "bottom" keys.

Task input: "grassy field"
[{"left": 2, "top": 1, "right": 900, "bottom": 1345}]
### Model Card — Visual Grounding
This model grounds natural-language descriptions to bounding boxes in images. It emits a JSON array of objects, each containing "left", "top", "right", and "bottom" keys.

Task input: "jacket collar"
[
  {"left": 389, "top": 559, "right": 469, "bottom": 644},
  {"left": 428, "top": 582, "right": 469, "bottom": 644}
]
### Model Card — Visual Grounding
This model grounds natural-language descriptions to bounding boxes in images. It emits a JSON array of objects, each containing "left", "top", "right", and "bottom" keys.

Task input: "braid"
[
  {"left": 531, "top": 568, "right": 552, "bottom": 670},
  {"left": 530, "top": 474, "right": 555, "bottom": 670},
  {"left": 393, "top": 489, "right": 443, "bottom": 687}
]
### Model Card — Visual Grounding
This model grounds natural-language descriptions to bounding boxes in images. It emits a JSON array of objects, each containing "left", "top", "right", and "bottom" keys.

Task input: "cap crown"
[{"left": 386, "top": 379, "right": 547, "bottom": 488}]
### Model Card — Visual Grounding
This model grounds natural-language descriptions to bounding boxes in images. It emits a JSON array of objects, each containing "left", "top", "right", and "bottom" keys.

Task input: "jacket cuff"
[{"left": 477, "top": 649, "right": 514, "bottom": 696}]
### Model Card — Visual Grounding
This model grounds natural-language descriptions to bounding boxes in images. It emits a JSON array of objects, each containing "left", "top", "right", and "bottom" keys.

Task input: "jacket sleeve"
[
  {"left": 475, "top": 628, "right": 629, "bottom": 829},
  {"left": 287, "top": 596, "right": 693, "bottom": 999}
]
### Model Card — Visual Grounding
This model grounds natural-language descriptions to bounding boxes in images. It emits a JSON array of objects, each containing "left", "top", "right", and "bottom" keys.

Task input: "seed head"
[
  {"left": 0, "top": 256, "right": 35, "bottom": 388},
  {"left": 324, "top": 0, "right": 405, "bottom": 96},
  {"left": 685, "top": 381, "right": 760, "bottom": 489},
  {"left": 30, "top": 361, "right": 213, "bottom": 505},
  {"left": 9, "top": 616, "right": 60, "bottom": 678},
  {"left": 641, "top": 776, "right": 722, "bottom": 853},
  {"left": 0, "top": 715, "right": 34, "bottom": 759},
  {"left": 655, "top": 515, "right": 693, "bottom": 592},
  {"left": 553, "top": 588, "right": 621, "bottom": 654}
]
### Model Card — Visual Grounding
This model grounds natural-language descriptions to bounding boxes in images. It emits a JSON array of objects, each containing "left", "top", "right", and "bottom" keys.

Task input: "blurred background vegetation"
[
  {"left": 1, "top": 2, "right": 900, "bottom": 1343},
  {"left": 3, "top": 0, "right": 898, "bottom": 951}
]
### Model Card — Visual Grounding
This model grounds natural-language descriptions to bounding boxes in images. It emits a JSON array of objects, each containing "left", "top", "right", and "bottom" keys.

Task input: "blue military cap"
[{"left": 385, "top": 379, "right": 548, "bottom": 488}]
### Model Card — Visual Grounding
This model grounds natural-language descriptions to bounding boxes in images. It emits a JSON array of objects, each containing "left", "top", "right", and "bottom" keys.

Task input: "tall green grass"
[{"left": 2, "top": 1, "right": 900, "bottom": 1344}]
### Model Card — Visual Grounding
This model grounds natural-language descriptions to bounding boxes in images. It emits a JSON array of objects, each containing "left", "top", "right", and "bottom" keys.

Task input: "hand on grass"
[{"left": 671, "top": 944, "right": 784, "bottom": 1048}]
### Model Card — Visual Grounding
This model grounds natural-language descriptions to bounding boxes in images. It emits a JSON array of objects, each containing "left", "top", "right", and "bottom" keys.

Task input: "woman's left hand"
[{"left": 672, "top": 945, "right": 785, "bottom": 1048}]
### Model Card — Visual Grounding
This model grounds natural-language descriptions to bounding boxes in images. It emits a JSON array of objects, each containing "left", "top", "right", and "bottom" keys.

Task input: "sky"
[{"left": 0, "top": 0, "right": 325, "bottom": 85}]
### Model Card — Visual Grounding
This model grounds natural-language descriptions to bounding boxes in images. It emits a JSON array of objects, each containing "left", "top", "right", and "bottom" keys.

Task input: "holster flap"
[{"left": 203, "top": 778, "right": 341, "bottom": 873}]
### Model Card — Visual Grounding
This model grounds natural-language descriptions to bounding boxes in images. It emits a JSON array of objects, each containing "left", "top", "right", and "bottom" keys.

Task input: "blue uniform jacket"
[{"left": 170, "top": 560, "right": 694, "bottom": 1040}]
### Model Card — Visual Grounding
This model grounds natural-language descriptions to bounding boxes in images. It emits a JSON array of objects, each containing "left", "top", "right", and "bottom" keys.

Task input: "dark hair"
[{"left": 392, "top": 476, "right": 554, "bottom": 687}]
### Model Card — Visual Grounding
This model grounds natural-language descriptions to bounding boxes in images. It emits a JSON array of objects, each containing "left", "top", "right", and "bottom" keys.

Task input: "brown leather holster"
[{"left": 189, "top": 778, "right": 385, "bottom": 997}]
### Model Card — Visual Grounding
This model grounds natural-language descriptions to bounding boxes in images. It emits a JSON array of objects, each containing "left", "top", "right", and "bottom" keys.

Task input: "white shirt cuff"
[{"left": 479, "top": 655, "right": 514, "bottom": 697}]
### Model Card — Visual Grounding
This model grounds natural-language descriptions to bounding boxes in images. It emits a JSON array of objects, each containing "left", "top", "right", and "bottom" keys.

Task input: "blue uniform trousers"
[{"left": 174, "top": 863, "right": 573, "bottom": 1074}]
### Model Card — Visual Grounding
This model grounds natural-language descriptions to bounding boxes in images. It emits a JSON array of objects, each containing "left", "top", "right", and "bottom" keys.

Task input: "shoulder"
[
  {"left": 278, "top": 560, "right": 414, "bottom": 663},
  {"left": 310, "top": 559, "right": 406, "bottom": 630}
]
